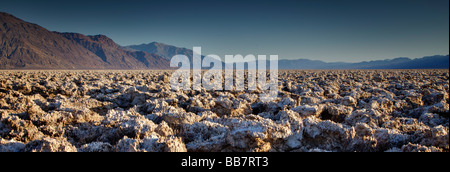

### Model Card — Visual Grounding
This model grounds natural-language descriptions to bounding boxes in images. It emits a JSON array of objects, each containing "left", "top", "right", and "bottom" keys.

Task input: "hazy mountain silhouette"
[
  {"left": 0, "top": 12, "right": 169, "bottom": 69},
  {"left": 277, "top": 55, "right": 449, "bottom": 69}
]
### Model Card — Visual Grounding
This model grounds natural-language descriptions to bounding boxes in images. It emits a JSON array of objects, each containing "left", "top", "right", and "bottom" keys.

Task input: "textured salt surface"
[{"left": 0, "top": 70, "right": 448, "bottom": 152}]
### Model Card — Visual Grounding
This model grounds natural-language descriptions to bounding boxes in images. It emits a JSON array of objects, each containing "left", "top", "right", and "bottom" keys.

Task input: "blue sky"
[{"left": 1, "top": 0, "right": 448, "bottom": 62}]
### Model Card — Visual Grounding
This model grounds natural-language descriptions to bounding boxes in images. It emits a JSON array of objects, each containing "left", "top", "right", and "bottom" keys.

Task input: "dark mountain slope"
[{"left": 0, "top": 12, "right": 170, "bottom": 69}]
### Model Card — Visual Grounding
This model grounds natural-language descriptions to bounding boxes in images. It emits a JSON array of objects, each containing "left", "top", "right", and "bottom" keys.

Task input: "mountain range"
[
  {"left": 276, "top": 55, "right": 449, "bottom": 70},
  {"left": 0, "top": 12, "right": 169, "bottom": 69},
  {"left": 0, "top": 12, "right": 448, "bottom": 70}
]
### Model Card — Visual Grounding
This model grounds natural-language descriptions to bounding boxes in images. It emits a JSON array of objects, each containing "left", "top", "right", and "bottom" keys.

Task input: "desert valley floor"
[{"left": 0, "top": 70, "right": 448, "bottom": 152}]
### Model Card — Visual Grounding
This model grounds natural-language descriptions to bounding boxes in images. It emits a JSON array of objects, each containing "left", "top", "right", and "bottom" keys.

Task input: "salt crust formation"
[{"left": 0, "top": 70, "right": 448, "bottom": 152}]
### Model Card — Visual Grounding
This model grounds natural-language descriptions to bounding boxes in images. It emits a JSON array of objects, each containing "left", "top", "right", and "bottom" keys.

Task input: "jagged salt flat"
[{"left": 0, "top": 70, "right": 448, "bottom": 152}]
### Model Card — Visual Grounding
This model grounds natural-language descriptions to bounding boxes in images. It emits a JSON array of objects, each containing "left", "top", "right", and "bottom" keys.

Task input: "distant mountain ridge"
[
  {"left": 277, "top": 55, "right": 449, "bottom": 69},
  {"left": 126, "top": 42, "right": 214, "bottom": 69},
  {"left": 126, "top": 42, "right": 194, "bottom": 61}
]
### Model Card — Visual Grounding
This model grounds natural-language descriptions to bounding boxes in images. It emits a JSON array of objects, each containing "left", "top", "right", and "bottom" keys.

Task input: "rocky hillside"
[
  {"left": 0, "top": 12, "right": 170, "bottom": 69},
  {"left": 59, "top": 33, "right": 169, "bottom": 69}
]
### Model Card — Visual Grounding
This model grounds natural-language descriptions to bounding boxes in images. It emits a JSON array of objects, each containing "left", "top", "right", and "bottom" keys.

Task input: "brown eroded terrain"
[{"left": 0, "top": 70, "right": 448, "bottom": 152}]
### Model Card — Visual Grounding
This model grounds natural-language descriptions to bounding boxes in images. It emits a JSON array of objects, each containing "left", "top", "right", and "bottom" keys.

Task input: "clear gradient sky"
[{"left": 1, "top": 0, "right": 448, "bottom": 62}]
